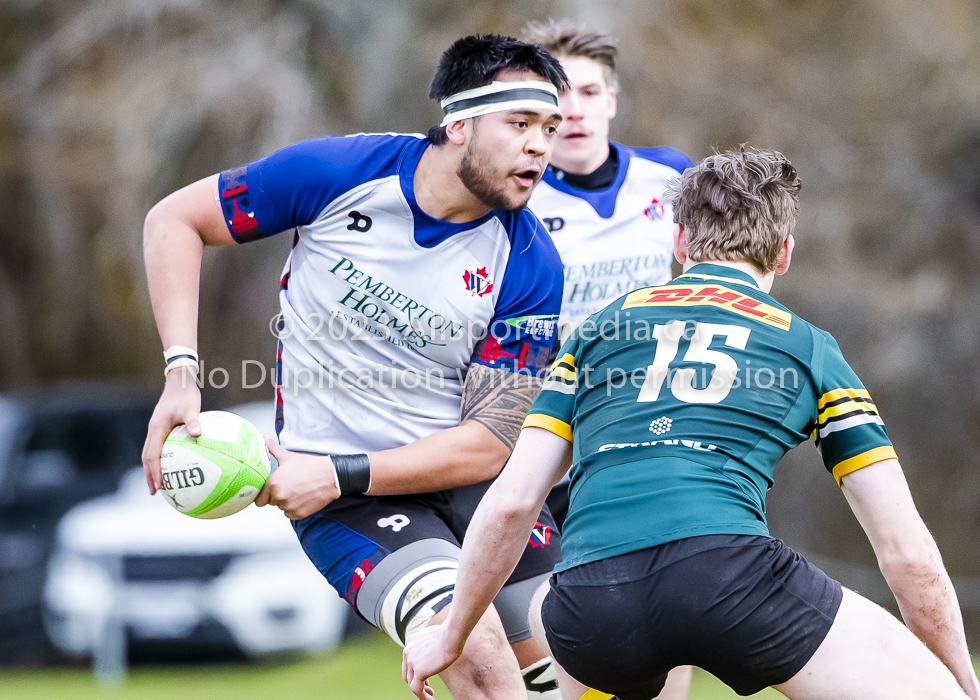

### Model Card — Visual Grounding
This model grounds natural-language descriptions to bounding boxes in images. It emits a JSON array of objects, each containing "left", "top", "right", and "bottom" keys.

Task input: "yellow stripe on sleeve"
[
  {"left": 831, "top": 445, "right": 898, "bottom": 486},
  {"left": 818, "top": 399, "right": 879, "bottom": 421},
  {"left": 817, "top": 388, "right": 872, "bottom": 410},
  {"left": 550, "top": 366, "right": 577, "bottom": 382},
  {"left": 522, "top": 413, "right": 572, "bottom": 442},
  {"left": 550, "top": 353, "right": 575, "bottom": 371}
]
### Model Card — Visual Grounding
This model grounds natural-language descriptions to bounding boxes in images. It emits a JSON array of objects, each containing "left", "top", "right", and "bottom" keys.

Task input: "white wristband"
[
  {"left": 163, "top": 345, "right": 199, "bottom": 364},
  {"left": 164, "top": 357, "right": 199, "bottom": 378}
]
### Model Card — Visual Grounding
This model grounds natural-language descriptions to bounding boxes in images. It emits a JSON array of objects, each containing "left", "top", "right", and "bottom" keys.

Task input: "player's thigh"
[
  {"left": 448, "top": 480, "right": 563, "bottom": 643},
  {"left": 528, "top": 578, "right": 590, "bottom": 700},
  {"left": 540, "top": 568, "right": 670, "bottom": 700},
  {"left": 447, "top": 478, "right": 561, "bottom": 568},
  {"left": 775, "top": 587, "right": 968, "bottom": 700},
  {"left": 291, "top": 493, "right": 461, "bottom": 641},
  {"left": 495, "top": 572, "right": 551, "bottom": 647},
  {"left": 447, "top": 480, "right": 562, "bottom": 584},
  {"left": 528, "top": 579, "right": 552, "bottom": 656}
]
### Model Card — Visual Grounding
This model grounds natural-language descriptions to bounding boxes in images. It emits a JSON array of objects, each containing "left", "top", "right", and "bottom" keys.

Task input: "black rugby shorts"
[
  {"left": 544, "top": 480, "right": 570, "bottom": 533},
  {"left": 541, "top": 534, "right": 842, "bottom": 699},
  {"left": 293, "top": 478, "right": 561, "bottom": 608}
]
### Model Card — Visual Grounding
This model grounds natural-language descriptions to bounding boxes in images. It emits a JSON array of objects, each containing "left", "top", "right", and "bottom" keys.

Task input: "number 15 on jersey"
[{"left": 637, "top": 321, "right": 751, "bottom": 405}]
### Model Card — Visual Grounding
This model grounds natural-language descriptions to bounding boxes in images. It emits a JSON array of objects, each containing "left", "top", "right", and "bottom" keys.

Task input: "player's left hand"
[
  {"left": 402, "top": 624, "right": 461, "bottom": 700},
  {"left": 256, "top": 436, "right": 340, "bottom": 520}
]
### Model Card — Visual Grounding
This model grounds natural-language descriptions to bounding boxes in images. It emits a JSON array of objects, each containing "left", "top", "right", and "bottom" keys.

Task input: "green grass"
[
  {"left": 0, "top": 632, "right": 440, "bottom": 700},
  {"left": 0, "top": 631, "right": 791, "bottom": 699}
]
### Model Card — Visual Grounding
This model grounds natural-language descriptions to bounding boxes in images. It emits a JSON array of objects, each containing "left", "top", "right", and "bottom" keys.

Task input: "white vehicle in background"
[{"left": 42, "top": 402, "right": 348, "bottom": 660}]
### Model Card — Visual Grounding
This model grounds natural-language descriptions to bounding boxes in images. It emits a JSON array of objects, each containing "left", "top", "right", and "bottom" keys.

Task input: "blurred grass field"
[{"left": 0, "top": 630, "right": 787, "bottom": 700}]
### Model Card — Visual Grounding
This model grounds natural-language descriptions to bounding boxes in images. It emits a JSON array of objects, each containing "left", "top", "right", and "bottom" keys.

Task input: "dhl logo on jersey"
[{"left": 621, "top": 284, "right": 792, "bottom": 330}]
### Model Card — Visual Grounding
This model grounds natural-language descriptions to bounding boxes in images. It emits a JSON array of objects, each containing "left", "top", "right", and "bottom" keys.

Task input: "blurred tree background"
[{"left": 1, "top": 0, "right": 979, "bottom": 637}]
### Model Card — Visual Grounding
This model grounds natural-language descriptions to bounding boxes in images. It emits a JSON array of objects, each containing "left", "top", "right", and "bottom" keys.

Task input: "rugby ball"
[{"left": 160, "top": 411, "right": 270, "bottom": 519}]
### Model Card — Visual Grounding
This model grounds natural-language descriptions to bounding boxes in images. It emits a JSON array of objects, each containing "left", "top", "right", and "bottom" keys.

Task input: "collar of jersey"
[
  {"left": 676, "top": 263, "right": 762, "bottom": 290},
  {"left": 398, "top": 138, "right": 500, "bottom": 248},
  {"left": 539, "top": 142, "right": 629, "bottom": 219}
]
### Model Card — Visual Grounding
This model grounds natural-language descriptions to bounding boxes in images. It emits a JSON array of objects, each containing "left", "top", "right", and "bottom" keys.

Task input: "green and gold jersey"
[{"left": 525, "top": 263, "right": 896, "bottom": 572}]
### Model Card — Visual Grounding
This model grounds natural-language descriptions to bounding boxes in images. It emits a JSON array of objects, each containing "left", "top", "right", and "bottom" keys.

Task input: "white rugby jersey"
[
  {"left": 219, "top": 134, "right": 562, "bottom": 455},
  {"left": 529, "top": 143, "right": 692, "bottom": 334}
]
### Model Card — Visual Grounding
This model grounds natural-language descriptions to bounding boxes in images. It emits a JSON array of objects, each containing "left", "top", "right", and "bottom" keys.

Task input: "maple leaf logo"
[{"left": 462, "top": 266, "right": 494, "bottom": 297}]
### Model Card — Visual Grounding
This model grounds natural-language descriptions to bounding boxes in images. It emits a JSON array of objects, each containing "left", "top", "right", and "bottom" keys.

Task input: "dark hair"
[{"left": 427, "top": 34, "right": 568, "bottom": 145}]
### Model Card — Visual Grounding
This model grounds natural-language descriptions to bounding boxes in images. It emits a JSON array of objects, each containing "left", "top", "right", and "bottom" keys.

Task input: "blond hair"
[
  {"left": 668, "top": 147, "right": 801, "bottom": 273},
  {"left": 521, "top": 19, "right": 618, "bottom": 89}
]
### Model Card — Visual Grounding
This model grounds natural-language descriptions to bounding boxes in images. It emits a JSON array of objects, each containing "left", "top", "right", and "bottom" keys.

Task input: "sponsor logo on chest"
[
  {"left": 329, "top": 257, "right": 469, "bottom": 349},
  {"left": 462, "top": 267, "right": 494, "bottom": 297},
  {"left": 644, "top": 197, "right": 666, "bottom": 222}
]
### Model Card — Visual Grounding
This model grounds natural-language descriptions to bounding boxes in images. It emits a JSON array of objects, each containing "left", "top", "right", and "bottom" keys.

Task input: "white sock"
[{"left": 522, "top": 657, "right": 562, "bottom": 700}]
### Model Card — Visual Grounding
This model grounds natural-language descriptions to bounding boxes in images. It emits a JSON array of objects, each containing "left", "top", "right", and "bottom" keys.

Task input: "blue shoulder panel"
[
  {"left": 472, "top": 210, "right": 563, "bottom": 375},
  {"left": 535, "top": 143, "right": 692, "bottom": 220},
  {"left": 218, "top": 133, "right": 420, "bottom": 242},
  {"left": 537, "top": 144, "right": 631, "bottom": 219},
  {"left": 625, "top": 145, "right": 694, "bottom": 174}
]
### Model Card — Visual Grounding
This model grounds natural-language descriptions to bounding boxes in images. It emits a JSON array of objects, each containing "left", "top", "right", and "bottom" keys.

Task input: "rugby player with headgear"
[
  {"left": 402, "top": 148, "right": 980, "bottom": 700},
  {"left": 142, "top": 34, "right": 569, "bottom": 700}
]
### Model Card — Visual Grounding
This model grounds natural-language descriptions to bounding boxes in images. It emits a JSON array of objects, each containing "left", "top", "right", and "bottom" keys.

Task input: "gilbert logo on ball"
[{"left": 160, "top": 411, "right": 270, "bottom": 519}]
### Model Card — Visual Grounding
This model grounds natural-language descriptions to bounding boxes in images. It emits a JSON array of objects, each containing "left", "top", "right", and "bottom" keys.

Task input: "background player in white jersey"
[
  {"left": 142, "top": 35, "right": 569, "bottom": 700},
  {"left": 523, "top": 20, "right": 693, "bottom": 337},
  {"left": 522, "top": 22, "right": 694, "bottom": 698}
]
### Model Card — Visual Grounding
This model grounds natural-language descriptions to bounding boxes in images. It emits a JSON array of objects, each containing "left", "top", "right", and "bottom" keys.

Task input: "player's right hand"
[
  {"left": 141, "top": 367, "right": 202, "bottom": 495},
  {"left": 402, "top": 624, "right": 461, "bottom": 700},
  {"left": 255, "top": 438, "right": 341, "bottom": 520}
]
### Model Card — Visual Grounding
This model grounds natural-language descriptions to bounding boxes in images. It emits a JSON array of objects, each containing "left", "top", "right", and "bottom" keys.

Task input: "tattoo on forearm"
[{"left": 460, "top": 365, "right": 542, "bottom": 451}]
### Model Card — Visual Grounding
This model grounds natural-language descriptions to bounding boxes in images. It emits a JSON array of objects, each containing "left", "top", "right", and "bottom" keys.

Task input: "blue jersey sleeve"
[
  {"left": 471, "top": 211, "right": 563, "bottom": 375},
  {"left": 629, "top": 146, "right": 694, "bottom": 174},
  {"left": 217, "top": 134, "right": 418, "bottom": 242}
]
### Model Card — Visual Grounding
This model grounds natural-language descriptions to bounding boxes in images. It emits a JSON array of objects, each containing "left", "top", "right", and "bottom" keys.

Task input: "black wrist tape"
[{"left": 330, "top": 453, "right": 371, "bottom": 495}]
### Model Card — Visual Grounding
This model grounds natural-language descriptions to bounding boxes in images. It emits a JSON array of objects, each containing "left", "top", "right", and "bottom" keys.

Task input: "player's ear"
[
  {"left": 607, "top": 86, "right": 618, "bottom": 121},
  {"left": 673, "top": 224, "right": 688, "bottom": 265},
  {"left": 774, "top": 234, "right": 795, "bottom": 276},
  {"left": 445, "top": 119, "right": 468, "bottom": 146}
]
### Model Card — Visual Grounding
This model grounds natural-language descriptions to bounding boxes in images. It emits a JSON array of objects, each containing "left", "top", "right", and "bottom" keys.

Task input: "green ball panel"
[
  {"left": 243, "top": 427, "right": 270, "bottom": 479},
  {"left": 169, "top": 442, "right": 242, "bottom": 503},
  {"left": 166, "top": 420, "right": 254, "bottom": 464},
  {"left": 246, "top": 462, "right": 271, "bottom": 485},
  {"left": 194, "top": 485, "right": 260, "bottom": 519},
  {"left": 166, "top": 420, "right": 267, "bottom": 471},
  {"left": 184, "top": 452, "right": 267, "bottom": 518}
]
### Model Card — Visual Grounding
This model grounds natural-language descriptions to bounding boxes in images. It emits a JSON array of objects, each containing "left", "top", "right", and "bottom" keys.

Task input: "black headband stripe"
[{"left": 442, "top": 88, "right": 559, "bottom": 115}]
